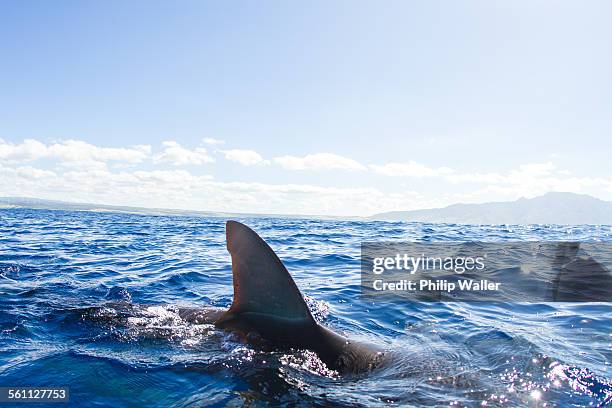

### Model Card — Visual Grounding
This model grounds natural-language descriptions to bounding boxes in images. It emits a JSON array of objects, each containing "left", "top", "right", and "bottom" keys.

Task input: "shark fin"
[{"left": 223, "top": 220, "right": 315, "bottom": 322}]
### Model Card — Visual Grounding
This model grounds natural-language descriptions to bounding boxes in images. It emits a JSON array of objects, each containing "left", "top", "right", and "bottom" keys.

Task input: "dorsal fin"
[{"left": 225, "top": 220, "right": 314, "bottom": 322}]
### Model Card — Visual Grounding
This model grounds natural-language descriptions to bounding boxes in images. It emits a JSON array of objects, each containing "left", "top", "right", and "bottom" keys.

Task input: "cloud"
[
  {"left": 2, "top": 138, "right": 612, "bottom": 215},
  {"left": 48, "top": 140, "right": 151, "bottom": 169},
  {"left": 198, "top": 181, "right": 424, "bottom": 215},
  {"left": 274, "top": 153, "right": 367, "bottom": 172},
  {"left": 445, "top": 171, "right": 505, "bottom": 184},
  {"left": 202, "top": 137, "right": 225, "bottom": 145},
  {"left": 512, "top": 162, "right": 555, "bottom": 177},
  {"left": 222, "top": 149, "right": 268, "bottom": 166},
  {"left": 0, "top": 162, "right": 425, "bottom": 216},
  {"left": 154, "top": 141, "right": 214, "bottom": 166},
  {"left": 0, "top": 138, "right": 150, "bottom": 169},
  {"left": 369, "top": 159, "right": 612, "bottom": 203},
  {"left": 0, "top": 139, "right": 49, "bottom": 162},
  {"left": 480, "top": 166, "right": 612, "bottom": 199},
  {"left": 370, "top": 160, "right": 559, "bottom": 186},
  {"left": 15, "top": 166, "right": 57, "bottom": 180},
  {"left": 370, "top": 161, "right": 453, "bottom": 178},
  {"left": 444, "top": 162, "right": 557, "bottom": 186}
]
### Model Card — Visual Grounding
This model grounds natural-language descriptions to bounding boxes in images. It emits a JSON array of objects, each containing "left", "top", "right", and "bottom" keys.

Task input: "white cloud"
[
  {"left": 222, "top": 149, "right": 268, "bottom": 166},
  {"left": 0, "top": 138, "right": 150, "bottom": 169},
  {"left": 274, "top": 153, "right": 367, "bottom": 172},
  {"left": 198, "top": 181, "right": 423, "bottom": 215},
  {"left": 370, "top": 160, "right": 559, "bottom": 186},
  {"left": 444, "top": 162, "right": 558, "bottom": 187},
  {"left": 370, "top": 161, "right": 453, "bottom": 178},
  {"left": 48, "top": 140, "right": 150, "bottom": 169},
  {"left": 2, "top": 138, "right": 612, "bottom": 215},
  {"left": 154, "top": 141, "right": 214, "bottom": 166},
  {"left": 0, "top": 139, "right": 48, "bottom": 162},
  {"left": 369, "top": 159, "right": 612, "bottom": 204},
  {"left": 445, "top": 171, "right": 505, "bottom": 184},
  {"left": 513, "top": 162, "right": 555, "bottom": 177},
  {"left": 15, "top": 166, "right": 57, "bottom": 180},
  {"left": 465, "top": 164, "right": 612, "bottom": 201},
  {"left": 202, "top": 137, "right": 225, "bottom": 145},
  {"left": 0, "top": 162, "right": 423, "bottom": 216}
]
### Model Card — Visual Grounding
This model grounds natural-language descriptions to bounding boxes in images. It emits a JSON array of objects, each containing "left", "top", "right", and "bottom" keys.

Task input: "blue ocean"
[{"left": 0, "top": 208, "right": 610, "bottom": 407}]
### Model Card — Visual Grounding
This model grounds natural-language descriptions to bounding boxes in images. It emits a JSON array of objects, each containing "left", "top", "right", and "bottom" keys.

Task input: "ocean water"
[{"left": 0, "top": 208, "right": 610, "bottom": 407}]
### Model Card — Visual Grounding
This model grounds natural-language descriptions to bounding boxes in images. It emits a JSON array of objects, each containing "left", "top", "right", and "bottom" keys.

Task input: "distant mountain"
[
  {"left": 3, "top": 193, "right": 611, "bottom": 224},
  {"left": 370, "top": 192, "right": 612, "bottom": 225},
  {"left": 0, "top": 196, "right": 225, "bottom": 216},
  {"left": 0, "top": 197, "right": 344, "bottom": 220}
]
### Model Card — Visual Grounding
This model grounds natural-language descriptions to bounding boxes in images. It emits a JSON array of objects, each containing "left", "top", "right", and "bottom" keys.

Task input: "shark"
[{"left": 175, "top": 220, "right": 387, "bottom": 374}]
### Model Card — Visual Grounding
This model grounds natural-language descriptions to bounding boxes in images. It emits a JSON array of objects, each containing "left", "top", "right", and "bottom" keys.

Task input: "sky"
[{"left": 1, "top": 0, "right": 611, "bottom": 216}]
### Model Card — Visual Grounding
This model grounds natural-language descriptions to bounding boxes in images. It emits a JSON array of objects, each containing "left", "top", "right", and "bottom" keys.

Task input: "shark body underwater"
[{"left": 115, "top": 221, "right": 386, "bottom": 374}]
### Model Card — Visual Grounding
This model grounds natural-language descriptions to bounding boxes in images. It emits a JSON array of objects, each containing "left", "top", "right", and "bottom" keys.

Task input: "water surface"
[{"left": 0, "top": 209, "right": 610, "bottom": 407}]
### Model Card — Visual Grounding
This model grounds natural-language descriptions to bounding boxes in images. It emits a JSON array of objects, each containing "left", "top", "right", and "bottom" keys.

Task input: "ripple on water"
[{"left": 0, "top": 208, "right": 610, "bottom": 407}]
